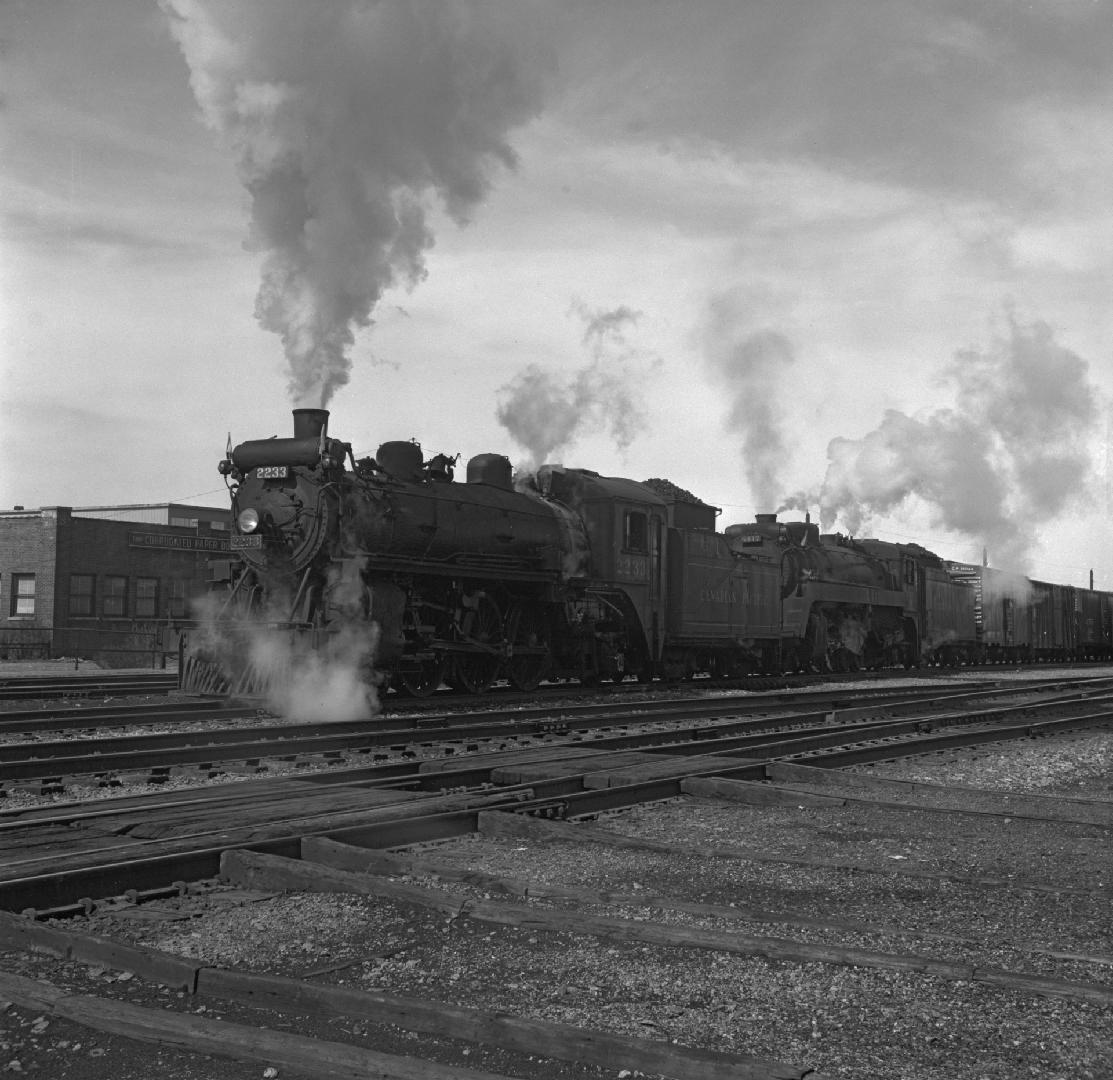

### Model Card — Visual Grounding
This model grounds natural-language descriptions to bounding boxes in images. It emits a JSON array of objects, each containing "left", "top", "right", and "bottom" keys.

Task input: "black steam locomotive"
[{"left": 181, "top": 409, "right": 1112, "bottom": 697}]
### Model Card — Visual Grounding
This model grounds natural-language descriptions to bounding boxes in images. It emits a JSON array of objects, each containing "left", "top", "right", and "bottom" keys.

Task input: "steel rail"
[
  {"left": 1, "top": 671, "right": 1105, "bottom": 735},
  {"left": 4, "top": 681, "right": 1112, "bottom": 786},
  {"left": 0, "top": 673, "right": 180, "bottom": 700},
  {"left": 792, "top": 707, "right": 1113, "bottom": 768},
  {"left": 3, "top": 679, "right": 1111, "bottom": 918},
  {"left": 0, "top": 701, "right": 252, "bottom": 736}
]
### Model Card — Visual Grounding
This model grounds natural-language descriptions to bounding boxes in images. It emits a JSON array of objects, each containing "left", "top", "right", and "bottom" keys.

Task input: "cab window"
[{"left": 623, "top": 510, "right": 648, "bottom": 553}]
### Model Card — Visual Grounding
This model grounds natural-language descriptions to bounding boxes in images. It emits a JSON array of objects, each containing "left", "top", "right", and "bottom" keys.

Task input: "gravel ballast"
[{"left": 2, "top": 711, "right": 1111, "bottom": 1078}]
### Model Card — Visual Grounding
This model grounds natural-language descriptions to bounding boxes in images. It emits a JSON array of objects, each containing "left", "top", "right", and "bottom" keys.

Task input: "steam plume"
[
  {"left": 496, "top": 302, "right": 647, "bottom": 470},
  {"left": 162, "top": 0, "right": 548, "bottom": 407},
  {"left": 258, "top": 622, "right": 381, "bottom": 722},
  {"left": 702, "top": 291, "right": 796, "bottom": 509},
  {"left": 786, "top": 313, "right": 1100, "bottom": 570},
  {"left": 190, "top": 586, "right": 380, "bottom": 722}
]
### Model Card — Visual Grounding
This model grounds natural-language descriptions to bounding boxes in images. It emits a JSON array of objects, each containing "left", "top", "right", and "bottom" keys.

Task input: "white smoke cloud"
[
  {"left": 496, "top": 301, "right": 648, "bottom": 470},
  {"left": 256, "top": 621, "right": 381, "bottom": 723},
  {"left": 161, "top": 0, "right": 550, "bottom": 407},
  {"left": 188, "top": 575, "right": 381, "bottom": 722},
  {"left": 702, "top": 290, "right": 796, "bottom": 510},
  {"left": 788, "top": 312, "right": 1101, "bottom": 570}
]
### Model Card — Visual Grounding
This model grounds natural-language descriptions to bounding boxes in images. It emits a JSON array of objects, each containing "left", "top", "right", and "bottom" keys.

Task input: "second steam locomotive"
[{"left": 182, "top": 408, "right": 1113, "bottom": 696}]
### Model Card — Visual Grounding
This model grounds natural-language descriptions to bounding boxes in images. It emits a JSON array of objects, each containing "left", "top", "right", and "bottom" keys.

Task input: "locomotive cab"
[{"left": 537, "top": 465, "right": 664, "bottom": 682}]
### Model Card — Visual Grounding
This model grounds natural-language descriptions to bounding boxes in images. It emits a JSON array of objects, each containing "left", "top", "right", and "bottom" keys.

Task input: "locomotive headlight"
[{"left": 237, "top": 507, "right": 261, "bottom": 534}]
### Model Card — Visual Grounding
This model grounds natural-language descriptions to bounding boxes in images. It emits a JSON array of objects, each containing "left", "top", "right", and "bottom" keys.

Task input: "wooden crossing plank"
[
  {"left": 0, "top": 790, "right": 507, "bottom": 883},
  {"left": 0, "top": 823, "right": 155, "bottom": 864},
  {"left": 0, "top": 788, "right": 423, "bottom": 869},
  {"left": 490, "top": 750, "right": 663, "bottom": 784},
  {"left": 112, "top": 787, "right": 422, "bottom": 840},
  {"left": 418, "top": 745, "right": 614, "bottom": 775},
  {"left": 581, "top": 752, "right": 764, "bottom": 788}
]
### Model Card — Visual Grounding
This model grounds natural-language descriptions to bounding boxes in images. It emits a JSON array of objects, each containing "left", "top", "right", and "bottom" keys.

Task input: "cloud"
[
  {"left": 551, "top": 1, "right": 1113, "bottom": 204},
  {"left": 3, "top": 206, "right": 207, "bottom": 256}
]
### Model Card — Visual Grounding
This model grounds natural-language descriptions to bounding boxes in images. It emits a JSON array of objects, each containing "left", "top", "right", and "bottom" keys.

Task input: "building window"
[
  {"left": 623, "top": 511, "right": 648, "bottom": 554},
  {"left": 69, "top": 574, "right": 95, "bottom": 617},
  {"left": 10, "top": 574, "right": 35, "bottom": 617},
  {"left": 168, "top": 580, "right": 187, "bottom": 619},
  {"left": 103, "top": 576, "right": 128, "bottom": 618},
  {"left": 135, "top": 577, "right": 159, "bottom": 619}
]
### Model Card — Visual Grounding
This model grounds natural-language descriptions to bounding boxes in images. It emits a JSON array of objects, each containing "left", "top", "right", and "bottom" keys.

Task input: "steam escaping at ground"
[
  {"left": 496, "top": 302, "right": 648, "bottom": 471},
  {"left": 161, "top": 0, "right": 549, "bottom": 408},
  {"left": 253, "top": 621, "right": 381, "bottom": 722},
  {"left": 702, "top": 291, "right": 796, "bottom": 510},
  {"left": 190, "top": 589, "right": 380, "bottom": 722},
  {"left": 782, "top": 314, "right": 1101, "bottom": 571}
]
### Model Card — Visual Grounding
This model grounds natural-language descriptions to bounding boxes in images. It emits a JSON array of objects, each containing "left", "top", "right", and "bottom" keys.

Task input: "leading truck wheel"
[
  {"left": 450, "top": 651, "right": 501, "bottom": 694},
  {"left": 396, "top": 655, "right": 446, "bottom": 697}
]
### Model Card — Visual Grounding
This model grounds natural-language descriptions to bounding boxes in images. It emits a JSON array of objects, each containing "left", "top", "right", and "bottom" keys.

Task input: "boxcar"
[{"left": 1076, "top": 588, "right": 1113, "bottom": 660}]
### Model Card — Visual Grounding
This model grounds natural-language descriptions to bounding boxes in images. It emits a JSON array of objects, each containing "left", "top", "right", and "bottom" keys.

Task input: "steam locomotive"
[{"left": 180, "top": 408, "right": 1113, "bottom": 696}]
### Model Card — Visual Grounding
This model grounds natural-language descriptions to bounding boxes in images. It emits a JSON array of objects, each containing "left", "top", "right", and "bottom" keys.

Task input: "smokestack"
[
  {"left": 983, "top": 546, "right": 988, "bottom": 567},
  {"left": 293, "top": 409, "right": 329, "bottom": 441},
  {"left": 1090, "top": 569, "right": 1094, "bottom": 591}
]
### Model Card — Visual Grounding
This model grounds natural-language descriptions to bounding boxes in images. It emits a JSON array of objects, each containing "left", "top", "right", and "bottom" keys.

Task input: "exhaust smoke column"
[
  {"left": 702, "top": 291, "right": 796, "bottom": 511},
  {"left": 162, "top": 0, "right": 549, "bottom": 407},
  {"left": 496, "top": 302, "right": 649, "bottom": 471}
]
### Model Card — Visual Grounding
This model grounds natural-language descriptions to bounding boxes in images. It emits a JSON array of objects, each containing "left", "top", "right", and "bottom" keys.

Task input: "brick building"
[{"left": 0, "top": 502, "right": 231, "bottom": 666}]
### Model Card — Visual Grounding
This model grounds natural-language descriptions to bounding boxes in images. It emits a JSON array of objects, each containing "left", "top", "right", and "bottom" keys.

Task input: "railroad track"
[
  {"left": 379, "top": 658, "right": 1113, "bottom": 704},
  {"left": 1, "top": 698, "right": 1110, "bottom": 1078},
  {"left": 2, "top": 675, "right": 1110, "bottom": 792},
  {"left": 2, "top": 675, "right": 1112, "bottom": 916},
  {"left": 0, "top": 658, "right": 1100, "bottom": 706},
  {"left": 0, "top": 670, "right": 180, "bottom": 701}
]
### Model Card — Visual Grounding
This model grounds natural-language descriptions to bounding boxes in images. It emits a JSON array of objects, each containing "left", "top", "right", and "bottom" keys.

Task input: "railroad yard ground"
[{"left": 0, "top": 664, "right": 1110, "bottom": 1079}]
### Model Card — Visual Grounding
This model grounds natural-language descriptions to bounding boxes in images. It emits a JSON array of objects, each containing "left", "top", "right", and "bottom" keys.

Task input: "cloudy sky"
[{"left": 3, "top": 0, "right": 1112, "bottom": 585}]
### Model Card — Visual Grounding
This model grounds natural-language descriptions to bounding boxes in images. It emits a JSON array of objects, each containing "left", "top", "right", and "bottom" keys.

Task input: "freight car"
[
  {"left": 1077, "top": 587, "right": 1113, "bottom": 660},
  {"left": 946, "top": 563, "right": 1113, "bottom": 663}
]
